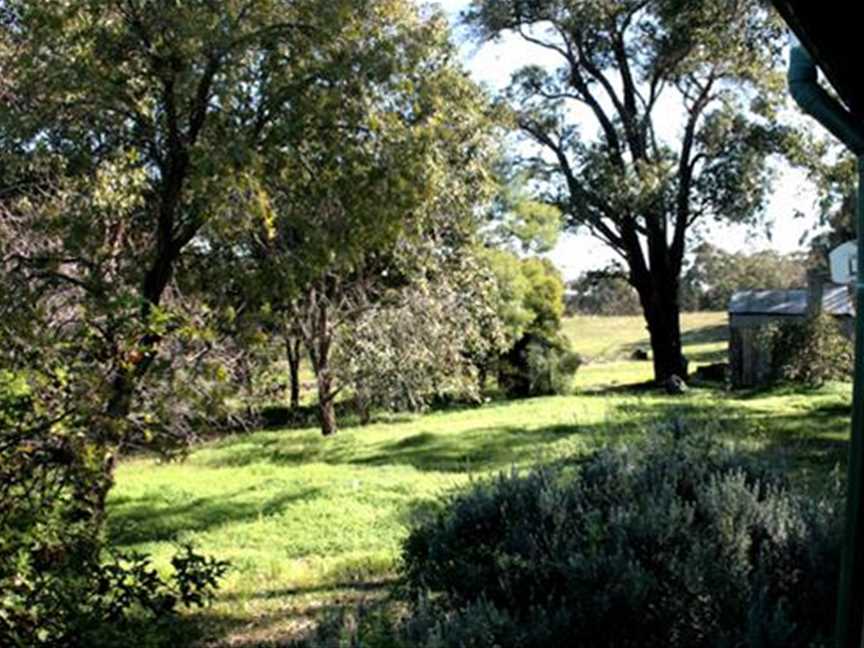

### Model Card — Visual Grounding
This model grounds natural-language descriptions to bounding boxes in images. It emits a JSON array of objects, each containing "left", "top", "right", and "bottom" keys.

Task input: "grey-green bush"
[{"left": 399, "top": 433, "right": 841, "bottom": 648}]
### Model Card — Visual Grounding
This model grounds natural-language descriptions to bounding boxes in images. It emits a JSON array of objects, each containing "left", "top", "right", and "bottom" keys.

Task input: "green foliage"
[
  {"left": 484, "top": 255, "right": 571, "bottom": 397},
  {"left": 487, "top": 167, "right": 562, "bottom": 255},
  {"left": 566, "top": 267, "right": 642, "bottom": 315},
  {"left": 483, "top": 251, "right": 565, "bottom": 345},
  {"left": 399, "top": 431, "right": 841, "bottom": 647},
  {"left": 1, "top": 0, "right": 393, "bottom": 638},
  {"left": 769, "top": 312, "right": 853, "bottom": 386},
  {"left": 334, "top": 250, "right": 506, "bottom": 417},
  {"left": 482, "top": 249, "right": 535, "bottom": 344},
  {"left": 500, "top": 199, "right": 562, "bottom": 255},
  {"left": 475, "top": 251, "right": 580, "bottom": 398},
  {"left": 519, "top": 258, "right": 565, "bottom": 338},
  {"left": 0, "top": 372, "right": 228, "bottom": 647},
  {"left": 804, "top": 152, "right": 857, "bottom": 273},
  {"left": 207, "top": 2, "right": 503, "bottom": 434},
  {"left": 1, "top": 543, "right": 227, "bottom": 647},
  {"left": 497, "top": 334, "right": 582, "bottom": 398}
]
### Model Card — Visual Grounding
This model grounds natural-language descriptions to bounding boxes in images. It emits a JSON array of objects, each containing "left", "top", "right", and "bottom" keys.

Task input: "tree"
[
  {"left": 466, "top": 0, "right": 793, "bottom": 382},
  {"left": 1, "top": 1, "right": 474, "bottom": 636},
  {"left": 481, "top": 247, "right": 575, "bottom": 395},
  {"left": 482, "top": 251, "right": 565, "bottom": 340},
  {"left": 285, "top": 328, "right": 304, "bottom": 411},
  {"left": 236, "top": 5, "right": 500, "bottom": 435},
  {"left": 334, "top": 243, "right": 505, "bottom": 420},
  {"left": 804, "top": 152, "right": 857, "bottom": 273},
  {"left": 486, "top": 166, "right": 563, "bottom": 255},
  {"left": 2, "top": 0, "right": 417, "bottom": 504},
  {"left": 479, "top": 169, "right": 566, "bottom": 351},
  {"left": 567, "top": 267, "right": 642, "bottom": 315}
]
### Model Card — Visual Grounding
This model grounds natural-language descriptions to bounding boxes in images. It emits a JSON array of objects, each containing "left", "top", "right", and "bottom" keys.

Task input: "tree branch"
[{"left": 671, "top": 73, "right": 717, "bottom": 271}]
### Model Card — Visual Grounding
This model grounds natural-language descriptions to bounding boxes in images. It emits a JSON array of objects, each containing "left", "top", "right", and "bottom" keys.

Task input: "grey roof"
[{"left": 729, "top": 285, "right": 854, "bottom": 317}]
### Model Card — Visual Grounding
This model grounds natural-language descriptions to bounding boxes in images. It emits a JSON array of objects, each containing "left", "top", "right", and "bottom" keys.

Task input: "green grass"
[
  {"left": 567, "top": 311, "right": 728, "bottom": 389},
  {"left": 107, "top": 311, "right": 852, "bottom": 646},
  {"left": 563, "top": 311, "right": 727, "bottom": 361}
]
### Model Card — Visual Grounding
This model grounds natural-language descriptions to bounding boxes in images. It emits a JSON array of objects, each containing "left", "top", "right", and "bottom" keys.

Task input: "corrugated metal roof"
[{"left": 729, "top": 285, "right": 854, "bottom": 317}]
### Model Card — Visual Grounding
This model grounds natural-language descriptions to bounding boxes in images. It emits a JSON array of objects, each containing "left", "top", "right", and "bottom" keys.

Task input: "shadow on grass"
[
  {"left": 259, "top": 401, "right": 376, "bottom": 431},
  {"left": 680, "top": 324, "right": 729, "bottom": 345},
  {"left": 84, "top": 611, "right": 216, "bottom": 648},
  {"left": 107, "top": 379, "right": 853, "bottom": 647},
  {"left": 90, "top": 596, "right": 388, "bottom": 648},
  {"left": 205, "top": 585, "right": 393, "bottom": 647},
  {"left": 109, "top": 487, "right": 321, "bottom": 546},
  {"left": 201, "top": 422, "right": 598, "bottom": 474},
  {"left": 580, "top": 379, "right": 658, "bottom": 396},
  {"left": 219, "top": 577, "right": 397, "bottom": 603},
  {"left": 602, "top": 392, "right": 850, "bottom": 477},
  {"left": 686, "top": 347, "right": 728, "bottom": 363},
  {"left": 259, "top": 397, "right": 502, "bottom": 433}
]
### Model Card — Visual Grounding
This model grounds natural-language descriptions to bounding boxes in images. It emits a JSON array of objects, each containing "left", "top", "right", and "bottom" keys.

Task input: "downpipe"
[
  {"left": 788, "top": 37, "right": 864, "bottom": 648},
  {"left": 788, "top": 42, "right": 864, "bottom": 155}
]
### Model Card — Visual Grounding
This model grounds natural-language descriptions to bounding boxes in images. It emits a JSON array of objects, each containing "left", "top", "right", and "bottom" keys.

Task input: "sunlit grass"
[
  {"left": 107, "top": 311, "right": 851, "bottom": 646},
  {"left": 564, "top": 311, "right": 728, "bottom": 388},
  {"left": 563, "top": 311, "right": 727, "bottom": 361}
]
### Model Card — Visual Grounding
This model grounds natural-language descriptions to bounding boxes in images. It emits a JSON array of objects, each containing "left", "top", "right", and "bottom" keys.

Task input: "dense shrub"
[
  {"left": 398, "top": 433, "right": 841, "bottom": 648},
  {"left": 3, "top": 545, "right": 228, "bottom": 647},
  {"left": 0, "top": 374, "right": 228, "bottom": 647},
  {"left": 769, "top": 312, "right": 853, "bottom": 386},
  {"left": 497, "top": 333, "right": 582, "bottom": 398}
]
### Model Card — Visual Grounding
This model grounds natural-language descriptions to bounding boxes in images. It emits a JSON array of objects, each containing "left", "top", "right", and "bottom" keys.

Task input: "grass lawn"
[
  {"left": 565, "top": 311, "right": 729, "bottom": 389},
  {"left": 108, "top": 311, "right": 852, "bottom": 646}
]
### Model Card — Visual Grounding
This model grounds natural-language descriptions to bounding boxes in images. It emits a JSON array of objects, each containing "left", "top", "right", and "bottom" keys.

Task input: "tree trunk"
[
  {"left": 355, "top": 392, "right": 371, "bottom": 425},
  {"left": 89, "top": 366, "right": 136, "bottom": 529},
  {"left": 635, "top": 271, "right": 687, "bottom": 384},
  {"left": 478, "top": 363, "right": 488, "bottom": 393},
  {"left": 306, "top": 299, "right": 338, "bottom": 436},
  {"left": 317, "top": 371, "right": 337, "bottom": 437},
  {"left": 319, "top": 399, "right": 337, "bottom": 436},
  {"left": 286, "top": 337, "right": 302, "bottom": 409}
]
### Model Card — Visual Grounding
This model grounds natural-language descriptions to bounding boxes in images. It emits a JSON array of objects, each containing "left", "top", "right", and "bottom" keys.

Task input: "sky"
[{"left": 431, "top": 0, "right": 824, "bottom": 280}]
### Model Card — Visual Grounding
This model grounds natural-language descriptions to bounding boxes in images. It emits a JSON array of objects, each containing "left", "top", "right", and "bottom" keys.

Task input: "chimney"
[{"left": 807, "top": 270, "right": 827, "bottom": 316}]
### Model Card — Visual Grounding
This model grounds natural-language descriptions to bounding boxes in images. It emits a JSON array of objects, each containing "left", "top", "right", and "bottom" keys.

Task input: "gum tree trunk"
[
  {"left": 312, "top": 353, "right": 337, "bottom": 436},
  {"left": 304, "top": 296, "right": 338, "bottom": 436},
  {"left": 632, "top": 249, "right": 687, "bottom": 384},
  {"left": 286, "top": 336, "right": 302, "bottom": 410}
]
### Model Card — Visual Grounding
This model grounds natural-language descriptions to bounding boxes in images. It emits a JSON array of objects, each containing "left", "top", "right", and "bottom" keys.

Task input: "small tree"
[
  {"left": 238, "top": 6, "right": 501, "bottom": 436},
  {"left": 335, "top": 246, "right": 506, "bottom": 420}
]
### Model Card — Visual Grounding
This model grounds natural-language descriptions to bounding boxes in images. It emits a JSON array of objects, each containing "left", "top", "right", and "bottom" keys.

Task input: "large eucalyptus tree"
[{"left": 467, "top": 0, "right": 793, "bottom": 381}]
